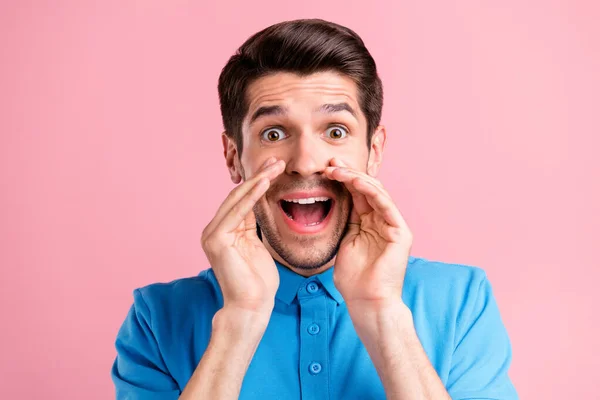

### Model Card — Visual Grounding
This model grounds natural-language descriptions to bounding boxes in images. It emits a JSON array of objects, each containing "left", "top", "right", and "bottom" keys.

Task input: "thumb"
[
  {"left": 332, "top": 158, "right": 363, "bottom": 225},
  {"left": 243, "top": 207, "right": 259, "bottom": 235},
  {"left": 348, "top": 204, "right": 361, "bottom": 226}
]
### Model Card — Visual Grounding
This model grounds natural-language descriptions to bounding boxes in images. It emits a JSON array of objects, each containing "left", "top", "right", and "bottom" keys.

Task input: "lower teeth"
[
  {"left": 285, "top": 214, "right": 320, "bottom": 227},
  {"left": 282, "top": 211, "right": 322, "bottom": 227}
]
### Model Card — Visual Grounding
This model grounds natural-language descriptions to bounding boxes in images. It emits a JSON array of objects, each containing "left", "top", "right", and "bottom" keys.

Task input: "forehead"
[{"left": 245, "top": 71, "right": 360, "bottom": 116}]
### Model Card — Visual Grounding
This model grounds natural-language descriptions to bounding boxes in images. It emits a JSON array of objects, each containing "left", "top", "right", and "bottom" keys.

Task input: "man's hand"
[
  {"left": 324, "top": 158, "right": 413, "bottom": 311},
  {"left": 201, "top": 156, "right": 286, "bottom": 314},
  {"left": 324, "top": 158, "right": 451, "bottom": 400},
  {"left": 181, "top": 157, "right": 286, "bottom": 400}
]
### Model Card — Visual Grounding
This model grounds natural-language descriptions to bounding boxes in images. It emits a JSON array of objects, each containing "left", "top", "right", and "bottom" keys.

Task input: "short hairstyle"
[{"left": 217, "top": 18, "right": 384, "bottom": 155}]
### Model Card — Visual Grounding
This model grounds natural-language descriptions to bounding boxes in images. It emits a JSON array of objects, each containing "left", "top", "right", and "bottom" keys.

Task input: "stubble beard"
[
  {"left": 253, "top": 197, "right": 351, "bottom": 270},
  {"left": 239, "top": 161, "right": 352, "bottom": 270}
]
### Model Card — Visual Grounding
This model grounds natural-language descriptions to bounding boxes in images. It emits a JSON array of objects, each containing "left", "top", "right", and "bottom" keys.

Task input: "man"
[{"left": 112, "top": 19, "right": 518, "bottom": 399}]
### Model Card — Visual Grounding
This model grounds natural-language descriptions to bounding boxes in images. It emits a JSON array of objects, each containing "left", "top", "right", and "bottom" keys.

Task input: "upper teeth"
[{"left": 283, "top": 197, "right": 329, "bottom": 204}]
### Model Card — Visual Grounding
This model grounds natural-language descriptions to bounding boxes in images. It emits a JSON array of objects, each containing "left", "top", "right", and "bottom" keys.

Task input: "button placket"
[{"left": 298, "top": 290, "right": 329, "bottom": 400}]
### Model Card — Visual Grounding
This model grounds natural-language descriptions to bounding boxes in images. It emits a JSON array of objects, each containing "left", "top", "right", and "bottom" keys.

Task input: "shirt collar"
[
  {"left": 315, "top": 264, "right": 345, "bottom": 305},
  {"left": 274, "top": 259, "right": 345, "bottom": 306},
  {"left": 274, "top": 256, "right": 419, "bottom": 306},
  {"left": 274, "top": 259, "right": 307, "bottom": 305}
]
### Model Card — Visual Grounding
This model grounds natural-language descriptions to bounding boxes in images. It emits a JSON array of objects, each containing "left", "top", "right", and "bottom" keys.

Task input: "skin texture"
[
  {"left": 182, "top": 70, "right": 452, "bottom": 400},
  {"left": 223, "top": 71, "right": 386, "bottom": 276}
]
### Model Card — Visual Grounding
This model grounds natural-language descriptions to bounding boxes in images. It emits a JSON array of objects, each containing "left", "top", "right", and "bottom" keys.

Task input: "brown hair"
[{"left": 217, "top": 18, "right": 383, "bottom": 155}]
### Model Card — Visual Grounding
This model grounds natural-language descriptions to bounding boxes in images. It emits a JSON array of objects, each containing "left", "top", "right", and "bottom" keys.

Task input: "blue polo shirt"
[{"left": 112, "top": 256, "right": 518, "bottom": 399}]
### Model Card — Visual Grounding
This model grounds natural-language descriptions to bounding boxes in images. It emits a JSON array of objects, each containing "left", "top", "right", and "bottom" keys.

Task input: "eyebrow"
[
  {"left": 249, "top": 105, "right": 288, "bottom": 125},
  {"left": 317, "top": 103, "right": 358, "bottom": 119},
  {"left": 249, "top": 102, "right": 358, "bottom": 125}
]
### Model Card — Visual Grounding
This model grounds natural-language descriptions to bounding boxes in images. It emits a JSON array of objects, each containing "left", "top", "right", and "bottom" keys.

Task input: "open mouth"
[{"left": 279, "top": 197, "right": 333, "bottom": 227}]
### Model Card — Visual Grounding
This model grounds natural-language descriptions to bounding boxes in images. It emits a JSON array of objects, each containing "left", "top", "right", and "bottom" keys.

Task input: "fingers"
[
  {"left": 328, "top": 158, "right": 386, "bottom": 192},
  {"left": 350, "top": 177, "right": 404, "bottom": 228},
  {"left": 324, "top": 169, "right": 390, "bottom": 202},
  {"left": 205, "top": 158, "right": 285, "bottom": 235},
  {"left": 324, "top": 162, "right": 373, "bottom": 223},
  {"left": 216, "top": 177, "right": 269, "bottom": 233},
  {"left": 332, "top": 168, "right": 372, "bottom": 221},
  {"left": 224, "top": 157, "right": 282, "bottom": 209},
  {"left": 324, "top": 162, "right": 406, "bottom": 229}
]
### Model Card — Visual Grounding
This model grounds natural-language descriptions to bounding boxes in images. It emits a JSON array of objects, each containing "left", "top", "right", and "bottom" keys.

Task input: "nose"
[{"left": 284, "top": 134, "right": 328, "bottom": 178}]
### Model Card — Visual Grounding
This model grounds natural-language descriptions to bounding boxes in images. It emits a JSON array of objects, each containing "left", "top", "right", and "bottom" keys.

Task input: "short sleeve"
[
  {"left": 111, "top": 289, "right": 180, "bottom": 399},
  {"left": 446, "top": 274, "right": 519, "bottom": 399}
]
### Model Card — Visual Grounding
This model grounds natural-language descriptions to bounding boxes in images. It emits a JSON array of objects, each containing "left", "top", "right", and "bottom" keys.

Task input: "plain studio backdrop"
[{"left": 1, "top": 1, "right": 598, "bottom": 398}]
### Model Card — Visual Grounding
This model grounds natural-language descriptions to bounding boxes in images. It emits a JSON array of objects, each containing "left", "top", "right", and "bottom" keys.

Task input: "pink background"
[{"left": 1, "top": 1, "right": 599, "bottom": 398}]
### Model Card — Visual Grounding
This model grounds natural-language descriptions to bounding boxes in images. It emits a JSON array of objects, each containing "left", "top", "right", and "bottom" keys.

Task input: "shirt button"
[
  {"left": 306, "top": 282, "right": 320, "bottom": 294},
  {"left": 309, "top": 362, "right": 322, "bottom": 375},
  {"left": 307, "top": 323, "right": 320, "bottom": 335}
]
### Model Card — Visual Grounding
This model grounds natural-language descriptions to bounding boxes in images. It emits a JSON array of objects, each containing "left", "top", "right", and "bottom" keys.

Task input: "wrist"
[
  {"left": 347, "top": 300, "right": 414, "bottom": 340},
  {"left": 348, "top": 302, "right": 419, "bottom": 375},
  {"left": 212, "top": 305, "right": 272, "bottom": 340}
]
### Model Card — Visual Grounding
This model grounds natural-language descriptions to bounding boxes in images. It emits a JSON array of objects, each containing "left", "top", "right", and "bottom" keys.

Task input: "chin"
[{"left": 254, "top": 199, "right": 350, "bottom": 270}]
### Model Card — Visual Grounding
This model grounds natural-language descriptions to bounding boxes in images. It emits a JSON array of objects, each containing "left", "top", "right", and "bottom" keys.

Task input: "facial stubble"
[
  {"left": 253, "top": 196, "right": 351, "bottom": 270},
  {"left": 242, "top": 165, "right": 352, "bottom": 270}
]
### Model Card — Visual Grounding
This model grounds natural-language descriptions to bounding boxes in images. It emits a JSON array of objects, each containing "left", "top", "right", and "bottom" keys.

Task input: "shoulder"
[
  {"left": 403, "top": 255, "right": 492, "bottom": 320},
  {"left": 405, "top": 255, "right": 488, "bottom": 290},
  {"left": 406, "top": 257, "right": 519, "bottom": 397},
  {"left": 114, "top": 270, "right": 223, "bottom": 389},
  {"left": 132, "top": 269, "right": 224, "bottom": 328}
]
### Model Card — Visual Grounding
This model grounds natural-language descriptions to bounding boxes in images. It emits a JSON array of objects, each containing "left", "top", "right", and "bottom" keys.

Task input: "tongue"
[{"left": 288, "top": 203, "right": 327, "bottom": 225}]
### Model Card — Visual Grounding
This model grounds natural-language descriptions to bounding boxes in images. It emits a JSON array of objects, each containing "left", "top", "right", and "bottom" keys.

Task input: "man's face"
[{"left": 224, "top": 71, "right": 384, "bottom": 272}]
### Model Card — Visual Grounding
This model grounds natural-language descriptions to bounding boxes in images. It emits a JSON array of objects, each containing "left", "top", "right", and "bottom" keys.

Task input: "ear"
[
  {"left": 367, "top": 125, "right": 386, "bottom": 177},
  {"left": 222, "top": 132, "right": 243, "bottom": 184}
]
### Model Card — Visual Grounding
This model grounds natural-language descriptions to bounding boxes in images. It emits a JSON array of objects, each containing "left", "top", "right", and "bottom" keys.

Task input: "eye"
[
  {"left": 261, "top": 127, "right": 287, "bottom": 142},
  {"left": 325, "top": 125, "right": 348, "bottom": 140}
]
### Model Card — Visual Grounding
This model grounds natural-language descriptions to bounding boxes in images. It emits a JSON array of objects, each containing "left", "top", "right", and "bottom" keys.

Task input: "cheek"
[
  {"left": 240, "top": 145, "right": 282, "bottom": 178},
  {"left": 239, "top": 157, "right": 263, "bottom": 179},
  {"left": 336, "top": 145, "right": 370, "bottom": 171}
]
